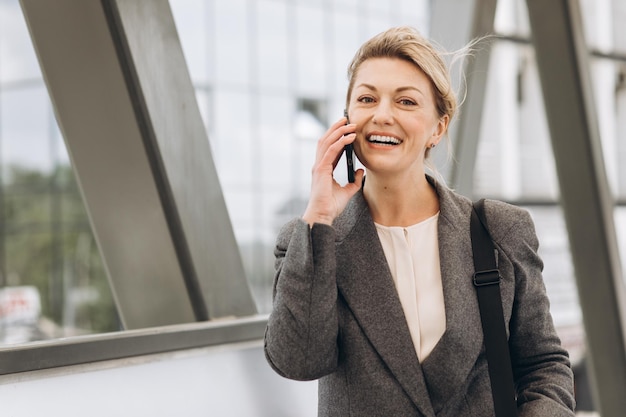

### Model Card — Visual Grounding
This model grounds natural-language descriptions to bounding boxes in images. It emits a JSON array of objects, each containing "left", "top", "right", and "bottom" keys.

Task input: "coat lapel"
[
  {"left": 419, "top": 181, "right": 485, "bottom": 414},
  {"left": 334, "top": 192, "right": 436, "bottom": 417}
]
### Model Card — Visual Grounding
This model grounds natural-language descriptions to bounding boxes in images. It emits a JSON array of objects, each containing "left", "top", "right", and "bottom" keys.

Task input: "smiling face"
[{"left": 348, "top": 57, "right": 448, "bottom": 179}]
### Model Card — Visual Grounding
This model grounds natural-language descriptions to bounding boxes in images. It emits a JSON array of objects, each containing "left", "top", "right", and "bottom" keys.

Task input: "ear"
[{"left": 431, "top": 114, "right": 449, "bottom": 146}]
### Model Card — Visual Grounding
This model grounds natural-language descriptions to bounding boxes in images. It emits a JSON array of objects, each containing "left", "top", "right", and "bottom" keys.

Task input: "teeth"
[{"left": 368, "top": 135, "right": 401, "bottom": 145}]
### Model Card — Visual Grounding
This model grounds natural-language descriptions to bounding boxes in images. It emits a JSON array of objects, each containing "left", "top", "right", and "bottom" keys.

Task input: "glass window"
[
  {"left": 526, "top": 205, "right": 585, "bottom": 363},
  {"left": 475, "top": 41, "right": 557, "bottom": 200},
  {"left": 3, "top": 232, "right": 53, "bottom": 343},
  {"left": 332, "top": 0, "right": 358, "bottom": 10},
  {"left": 591, "top": 58, "right": 623, "bottom": 197},
  {"left": 170, "top": 0, "right": 212, "bottom": 85},
  {"left": 398, "top": 0, "right": 429, "bottom": 27},
  {"left": 331, "top": 12, "right": 360, "bottom": 95},
  {"left": 1, "top": 86, "right": 53, "bottom": 177},
  {"left": 579, "top": 0, "right": 620, "bottom": 53},
  {"left": 367, "top": 0, "right": 390, "bottom": 15},
  {"left": 257, "top": 0, "right": 289, "bottom": 93},
  {"left": 214, "top": 0, "right": 250, "bottom": 86},
  {"left": 494, "top": 0, "right": 530, "bottom": 38},
  {"left": 0, "top": 1, "right": 117, "bottom": 346},
  {"left": 259, "top": 95, "right": 292, "bottom": 189},
  {"left": 211, "top": 89, "right": 253, "bottom": 186},
  {"left": 365, "top": 13, "right": 394, "bottom": 36},
  {"left": 194, "top": 87, "right": 213, "bottom": 132},
  {"left": 4, "top": 191, "right": 52, "bottom": 226},
  {"left": 0, "top": 0, "right": 41, "bottom": 83},
  {"left": 295, "top": 5, "right": 326, "bottom": 96},
  {"left": 60, "top": 191, "right": 89, "bottom": 223},
  {"left": 473, "top": 38, "right": 583, "bottom": 355}
]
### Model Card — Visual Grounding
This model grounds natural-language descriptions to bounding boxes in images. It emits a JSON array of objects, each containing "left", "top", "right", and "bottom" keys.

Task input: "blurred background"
[{"left": 1, "top": 0, "right": 625, "bottom": 415}]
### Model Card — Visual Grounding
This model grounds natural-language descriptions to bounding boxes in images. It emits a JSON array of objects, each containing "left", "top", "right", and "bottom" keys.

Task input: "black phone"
[{"left": 344, "top": 109, "right": 355, "bottom": 183}]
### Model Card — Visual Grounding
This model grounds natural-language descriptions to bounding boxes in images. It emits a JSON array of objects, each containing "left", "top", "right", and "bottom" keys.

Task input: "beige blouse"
[{"left": 375, "top": 213, "right": 446, "bottom": 362}]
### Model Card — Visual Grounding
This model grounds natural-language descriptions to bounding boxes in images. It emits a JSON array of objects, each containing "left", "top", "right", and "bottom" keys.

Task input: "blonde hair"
[{"left": 346, "top": 26, "right": 457, "bottom": 126}]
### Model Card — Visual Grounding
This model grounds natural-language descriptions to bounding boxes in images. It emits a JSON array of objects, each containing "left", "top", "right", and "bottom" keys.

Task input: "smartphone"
[{"left": 344, "top": 109, "right": 355, "bottom": 183}]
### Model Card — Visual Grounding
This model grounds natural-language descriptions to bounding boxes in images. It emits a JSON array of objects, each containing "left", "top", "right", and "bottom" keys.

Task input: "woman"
[{"left": 264, "top": 26, "right": 575, "bottom": 417}]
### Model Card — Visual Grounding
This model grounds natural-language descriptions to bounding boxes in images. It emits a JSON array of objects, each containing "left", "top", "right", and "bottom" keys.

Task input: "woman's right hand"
[{"left": 302, "top": 117, "right": 365, "bottom": 226}]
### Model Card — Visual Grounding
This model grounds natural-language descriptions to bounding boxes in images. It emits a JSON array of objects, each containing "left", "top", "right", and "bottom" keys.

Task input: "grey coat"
[{"left": 264, "top": 178, "right": 575, "bottom": 416}]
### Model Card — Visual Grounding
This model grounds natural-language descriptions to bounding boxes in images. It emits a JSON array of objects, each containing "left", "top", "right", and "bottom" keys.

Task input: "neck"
[{"left": 363, "top": 172, "right": 439, "bottom": 227}]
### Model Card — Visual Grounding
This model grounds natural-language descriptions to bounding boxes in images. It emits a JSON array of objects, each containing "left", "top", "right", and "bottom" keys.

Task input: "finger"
[
  {"left": 316, "top": 123, "right": 356, "bottom": 163},
  {"left": 325, "top": 116, "right": 349, "bottom": 134},
  {"left": 318, "top": 117, "right": 355, "bottom": 148},
  {"left": 331, "top": 135, "right": 356, "bottom": 168},
  {"left": 325, "top": 133, "right": 356, "bottom": 169},
  {"left": 353, "top": 168, "right": 365, "bottom": 187},
  {"left": 341, "top": 169, "right": 365, "bottom": 195}
]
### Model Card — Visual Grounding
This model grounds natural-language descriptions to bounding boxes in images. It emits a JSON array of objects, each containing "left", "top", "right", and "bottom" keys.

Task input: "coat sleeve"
[
  {"left": 264, "top": 218, "right": 339, "bottom": 381},
  {"left": 487, "top": 202, "right": 576, "bottom": 416}
]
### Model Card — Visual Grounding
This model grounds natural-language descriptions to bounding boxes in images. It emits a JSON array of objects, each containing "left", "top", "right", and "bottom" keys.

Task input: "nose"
[{"left": 372, "top": 99, "right": 394, "bottom": 125}]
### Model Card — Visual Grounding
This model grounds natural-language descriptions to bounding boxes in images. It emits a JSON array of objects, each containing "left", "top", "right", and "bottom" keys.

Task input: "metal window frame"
[
  {"left": 526, "top": 1, "right": 626, "bottom": 415},
  {"left": 0, "top": 316, "right": 267, "bottom": 376}
]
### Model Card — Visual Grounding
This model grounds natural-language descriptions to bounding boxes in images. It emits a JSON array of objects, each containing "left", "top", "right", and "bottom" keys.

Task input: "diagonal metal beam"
[
  {"left": 526, "top": 1, "right": 626, "bottom": 415},
  {"left": 20, "top": 0, "right": 256, "bottom": 329},
  {"left": 430, "top": 0, "right": 497, "bottom": 196}
]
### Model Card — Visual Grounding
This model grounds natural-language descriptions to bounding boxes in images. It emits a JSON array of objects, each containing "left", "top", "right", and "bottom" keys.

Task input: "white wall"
[{"left": 0, "top": 341, "right": 317, "bottom": 417}]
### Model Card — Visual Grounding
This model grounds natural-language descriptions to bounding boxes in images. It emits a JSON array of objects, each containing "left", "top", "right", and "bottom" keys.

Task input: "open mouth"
[{"left": 367, "top": 134, "right": 402, "bottom": 146}]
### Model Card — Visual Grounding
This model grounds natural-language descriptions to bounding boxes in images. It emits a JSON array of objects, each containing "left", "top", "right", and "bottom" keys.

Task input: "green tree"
[{"left": 2, "top": 164, "right": 119, "bottom": 338}]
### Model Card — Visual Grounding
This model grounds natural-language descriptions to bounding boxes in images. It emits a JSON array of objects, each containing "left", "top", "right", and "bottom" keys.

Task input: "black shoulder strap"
[{"left": 471, "top": 199, "right": 518, "bottom": 417}]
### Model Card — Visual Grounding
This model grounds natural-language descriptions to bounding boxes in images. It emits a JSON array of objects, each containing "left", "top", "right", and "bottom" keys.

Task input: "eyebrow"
[{"left": 356, "top": 83, "right": 426, "bottom": 96}]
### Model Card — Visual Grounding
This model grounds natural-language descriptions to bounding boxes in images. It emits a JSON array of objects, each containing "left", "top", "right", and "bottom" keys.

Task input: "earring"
[{"left": 430, "top": 143, "right": 436, "bottom": 148}]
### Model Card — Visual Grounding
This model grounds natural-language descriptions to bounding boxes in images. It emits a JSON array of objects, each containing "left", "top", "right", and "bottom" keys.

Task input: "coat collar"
[{"left": 333, "top": 176, "right": 484, "bottom": 415}]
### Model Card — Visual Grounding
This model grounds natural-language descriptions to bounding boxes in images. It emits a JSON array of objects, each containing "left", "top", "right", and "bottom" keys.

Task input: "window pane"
[
  {"left": 475, "top": 41, "right": 557, "bottom": 200},
  {"left": 211, "top": 89, "right": 253, "bottom": 186},
  {"left": 579, "top": 0, "right": 626, "bottom": 54},
  {"left": 214, "top": 0, "right": 250, "bottom": 86},
  {"left": 331, "top": 12, "right": 360, "bottom": 94},
  {"left": 398, "top": 0, "right": 430, "bottom": 27},
  {"left": 296, "top": 6, "right": 326, "bottom": 96},
  {"left": 525, "top": 206, "right": 585, "bottom": 362},
  {"left": 1, "top": 86, "right": 53, "bottom": 178},
  {"left": 494, "top": 0, "right": 530, "bottom": 38},
  {"left": 257, "top": 0, "right": 289, "bottom": 92},
  {"left": 0, "top": 0, "right": 41, "bottom": 83},
  {"left": 4, "top": 192, "right": 52, "bottom": 227},
  {"left": 259, "top": 95, "right": 292, "bottom": 189},
  {"left": 170, "top": 0, "right": 211, "bottom": 85},
  {"left": 0, "top": 1, "right": 118, "bottom": 345},
  {"left": 590, "top": 58, "right": 623, "bottom": 197}
]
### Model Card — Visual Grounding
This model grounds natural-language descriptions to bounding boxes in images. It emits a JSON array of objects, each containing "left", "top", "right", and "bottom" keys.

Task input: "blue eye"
[
  {"left": 400, "top": 99, "right": 417, "bottom": 106},
  {"left": 358, "top": 96, "right": 375, "bottom": 103}
]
